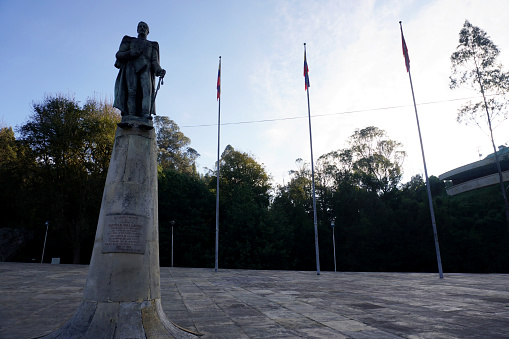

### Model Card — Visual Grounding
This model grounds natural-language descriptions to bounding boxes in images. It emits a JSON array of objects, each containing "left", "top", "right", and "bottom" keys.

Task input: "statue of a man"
[{"left": 114, "top": 21, "right": 166, "bottom": 119}]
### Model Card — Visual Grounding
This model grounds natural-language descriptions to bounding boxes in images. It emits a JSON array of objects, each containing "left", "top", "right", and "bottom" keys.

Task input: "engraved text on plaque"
[{"left": 102, "top": 215, "right": 148, "bottom": 254}]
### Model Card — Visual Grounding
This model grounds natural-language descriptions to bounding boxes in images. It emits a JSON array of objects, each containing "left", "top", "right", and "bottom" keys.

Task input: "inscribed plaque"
[{"left": 102, "top": 214, "right": 148, "bottom": 254}]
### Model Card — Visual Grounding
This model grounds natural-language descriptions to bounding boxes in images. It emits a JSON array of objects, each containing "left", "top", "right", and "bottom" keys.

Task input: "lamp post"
[
  {"left": 330, "top": 219, "right": 337, "bottom": 273},
  {"left": 170, "top": 220, "right": 175, "bottom": 267}
]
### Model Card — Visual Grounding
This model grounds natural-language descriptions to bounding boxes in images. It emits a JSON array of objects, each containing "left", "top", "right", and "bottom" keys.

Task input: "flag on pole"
[
  {"left": 401, "top": 30, "right": 410, "bottom": 72},
  {"left": 302, "top": 43, "right": 320, "bottom": 275},
  {"left": 399, "top": 21, "right": 443, "bottom": 279},
  {"left": 217, "top": 57, "right": 221, "bottom": 100},
  {"left": 304, "top": 48, "right": 310, "bottom": 90},
  {"left": 215, "top": 55, "right": 221, "bottom": 272}
]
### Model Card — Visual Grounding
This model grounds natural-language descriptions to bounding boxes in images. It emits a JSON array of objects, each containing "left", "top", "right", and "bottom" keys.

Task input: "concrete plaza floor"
[{"left": 0, "top": 262, "right": 508, "bottom": 338}]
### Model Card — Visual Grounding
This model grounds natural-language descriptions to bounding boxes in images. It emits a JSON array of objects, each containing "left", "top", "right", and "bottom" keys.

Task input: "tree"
[
  {"left": 158, "top": 169, "right": 215, "bottom": 268},
  {"left": 285, "top": 159, "right": 313, "bottom": 211},
  {"left": 0, "top": 126, "right": 17, "bottom": 165},
  {"left": 450, "top": 20, "right": 509, "bottom": 227},
  {"left": 270, "top": 128, "right": 406, "bottom": 271},
  {"left": 215, "top": 145, "right": 271, "bottom": 204},
  {"left": 317, "top": 149, "right": 354, "bottom": 189},
  {"left": 272, "top": 159, "right": 322, "bottom": 270},
  {"left": 17, "top": 95, "right": 120, "bottom": 263},
  {"left": 347, "top": 126, "right": 406, "bottom": 194},
  {"left": 209, "top": 145, "right": 277, "bottom": 268},
  {"left": 153, "top": 116, "right": 199, "bottom": 174},
  {"left": 0, "top": 126, "right": 30, "bottom": 230}
]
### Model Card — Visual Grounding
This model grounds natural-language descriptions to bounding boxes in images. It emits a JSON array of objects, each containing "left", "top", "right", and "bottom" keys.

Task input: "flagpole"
[
  {"left": 215, "top": 56, "right": 221, "bottom": 273},
  {"left": 304, "top": 43, "right": 321, "bottom": 275},
  {"left": 400, "top": 22, "right": 444, "bottom": 279}
]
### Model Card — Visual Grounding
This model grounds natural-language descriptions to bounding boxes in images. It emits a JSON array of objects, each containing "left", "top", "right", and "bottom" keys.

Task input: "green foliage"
[
  {"left": 271, "top": 159, "right": 315, "bottom": 269},
  {"left": 0, "top": 127, "right": 31, "bottom": 231},
  {"left": 206, "top": 145, "right": 290, "bottom": 269},
  {"left": 153, "top": 116, "right": 199, "bottom": 174},
  {"left": 450, "top": 20, "right": 509, "bottom": 228},
  {"left": 450, "top": 20, "right": 509, "bottom": 126},
  {"left": 5, "top": 104, "right": 509, "bottom": 273},
  {"left": 158, "top": 169, "right": 215, "bottom": 267},
  {"left": 16, "top": 94, "right": 120, "bottom": 263},
  {"left": 348, "top": 126, "right": 406, "bottom": 194},
  {"left": 316, "top": 127, "right": 406, "bottom": 196},
  {"left": 437, "top": 185, "right": 509, "bottom": 273},
  {"left": 0, "top": 127, "right": 17, "bottom": 165},
  {"left": 270, "top": 144, "right": 508, "bottom": 273}
]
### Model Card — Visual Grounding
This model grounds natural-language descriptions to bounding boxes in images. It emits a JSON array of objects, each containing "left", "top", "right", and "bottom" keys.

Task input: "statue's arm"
[
  {"left": 115, "top": 36, "right": 135, "bottom": 62},
  {"left": 151, "top": 42, "right": 166, "bottom": 77}
]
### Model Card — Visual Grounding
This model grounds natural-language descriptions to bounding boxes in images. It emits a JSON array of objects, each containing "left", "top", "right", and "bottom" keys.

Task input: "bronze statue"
[{"left": 114, "top": 21, "right": 166, "bottom": 120}]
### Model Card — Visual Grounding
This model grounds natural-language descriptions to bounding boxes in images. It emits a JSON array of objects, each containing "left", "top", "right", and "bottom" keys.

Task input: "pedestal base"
[{"left": 41, "top": 299, "right": 199, "bottom": 338}]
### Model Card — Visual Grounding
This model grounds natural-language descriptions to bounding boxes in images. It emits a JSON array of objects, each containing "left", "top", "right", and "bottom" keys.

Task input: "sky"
[{"left": 1, "top": 0, "right": 509, "bottom": 186}]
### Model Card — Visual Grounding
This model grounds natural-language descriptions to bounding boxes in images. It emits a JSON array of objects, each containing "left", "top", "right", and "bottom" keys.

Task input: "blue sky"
[{"left": 1, "top": 0, "right": 509, "bottom": 185}]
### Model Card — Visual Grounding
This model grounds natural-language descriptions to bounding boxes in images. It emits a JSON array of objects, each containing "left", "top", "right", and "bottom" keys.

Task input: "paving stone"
[
  {"left": 273, "top": 317, "right": 322, "bottom": 329},
  {"left": 1, "top": 262, "right": 509, "bottom": 338},
  {"left": 342, "top": 329, "right": 404, "bottom": 338},
  {"left": 296, "top": 326, "right": 350, "bottom": 338},
  {"left": 239, "top": 323, "right": 296, "bottom": 338},
  {"left": 323, "top": 319, "right": 375, "bottom": 332}
]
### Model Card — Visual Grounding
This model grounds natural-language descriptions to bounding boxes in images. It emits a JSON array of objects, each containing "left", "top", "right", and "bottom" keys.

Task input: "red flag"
[
  {"left": 217, "top": 58, "right": 221, "bottom": 100},
  {"left": 304, "top": 49, "right": 310, "bottom": 90},
  {"left": 401, "top": 31, "right": 410, "bottom": 72}
]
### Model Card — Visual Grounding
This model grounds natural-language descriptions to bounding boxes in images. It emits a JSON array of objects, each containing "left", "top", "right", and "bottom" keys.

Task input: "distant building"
[{"left": 439, "top": 146, "right": 509, "bottom": 196}]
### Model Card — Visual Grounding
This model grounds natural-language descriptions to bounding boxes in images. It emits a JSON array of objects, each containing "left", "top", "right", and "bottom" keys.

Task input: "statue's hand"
[{"left": 157, "top": 69, "right": 166, "bottom": 78}]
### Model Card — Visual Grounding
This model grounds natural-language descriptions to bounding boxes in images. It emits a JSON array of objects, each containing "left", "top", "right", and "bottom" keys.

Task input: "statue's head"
[{"left": 137, "top": 21, "right": 149, "bottom": 37}]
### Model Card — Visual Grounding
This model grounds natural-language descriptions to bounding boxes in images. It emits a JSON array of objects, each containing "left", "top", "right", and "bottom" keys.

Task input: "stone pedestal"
[{"left": 42, "top": 126, "right": 198, "bottom": 338}]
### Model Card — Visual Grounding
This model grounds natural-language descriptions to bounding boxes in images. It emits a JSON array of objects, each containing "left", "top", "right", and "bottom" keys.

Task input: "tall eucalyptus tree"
[{"left": 450, "top": 20, "right": 509, "bottom": 227}]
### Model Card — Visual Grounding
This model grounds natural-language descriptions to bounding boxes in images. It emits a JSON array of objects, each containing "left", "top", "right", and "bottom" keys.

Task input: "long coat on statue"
[{"left": 114, "top": 35, "right": 162, "bottom": 117}]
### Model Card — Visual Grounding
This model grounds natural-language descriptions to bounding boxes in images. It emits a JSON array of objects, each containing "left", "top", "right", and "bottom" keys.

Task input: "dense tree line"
[
  {"left": 1, "top": 94, "right": 508, "bottom": 272},
  {"left": 158, "top": 127, "right": 509, "bottom": 273},
  {"left": 1, "top": 95, "right": 120, "bottom": 263}
]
